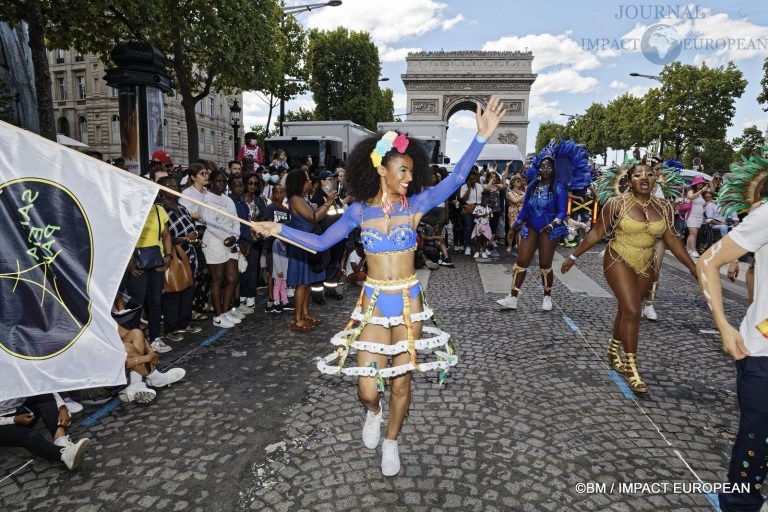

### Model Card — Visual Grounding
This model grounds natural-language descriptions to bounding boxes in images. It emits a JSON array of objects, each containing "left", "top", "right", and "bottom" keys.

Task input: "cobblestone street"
[{"left": 0, "top": 243, "right": 754, "bottom": 511}]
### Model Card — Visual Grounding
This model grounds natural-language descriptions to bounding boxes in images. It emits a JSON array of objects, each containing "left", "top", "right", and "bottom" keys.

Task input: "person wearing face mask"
[
  {"left": 311, "top": 170, "right": 346, "bottom": 301},
  {"left": 237, "top": 132, "right": 264, "bottom": 167}
]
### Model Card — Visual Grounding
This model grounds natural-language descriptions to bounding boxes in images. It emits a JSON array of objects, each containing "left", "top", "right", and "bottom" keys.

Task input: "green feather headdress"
[
  {"left": 717, "top": 148, "right": 768, "bottom": 218},
  {"left": 596, "top": 158, "right": 683, "bottom": 203}
]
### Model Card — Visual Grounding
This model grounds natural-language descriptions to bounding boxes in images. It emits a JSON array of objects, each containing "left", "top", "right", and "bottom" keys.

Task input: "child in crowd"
[
  {"left": 262, "top": 185, "right": 291, "bottom": 313},
  {"left": 472, "top": 192, "right": 493, "bottom": 258},
  {"left": 271, "top": 239, "right": 290, "bottom": 313},
  {"left": 344, "top": 242, "right": 367, "bottom": 286}
]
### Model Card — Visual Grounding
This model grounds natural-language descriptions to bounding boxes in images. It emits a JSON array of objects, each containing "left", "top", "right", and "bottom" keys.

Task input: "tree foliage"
[
  {"left": 534, "top": 121, "right": 569, "bottom": 152},
  {"left": 758, "top": 57, "right": 768, "bottom": 112},
  {"left": 44, "top": 0, "right": 285, "bottom": 163},
  {"left": 570, "top": 103, "right": 609, "bottom": 163},
  {"left": 307, "top": 28, "right": 392, "bottom": 130},
  {"left": 732, "top": 125, "right": 765, "bottom": 160},
  {"left": 655, "top": 61, "right": 746, "bottom": 159},
  {"left": 604, "top": 94, "right": 649, "bottom": 152},
  {"left": 682, "top": 138, "right": 734, "bottom": 171}
]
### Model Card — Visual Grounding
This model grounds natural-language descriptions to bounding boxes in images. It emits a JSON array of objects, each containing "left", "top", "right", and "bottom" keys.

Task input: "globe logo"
[{"left": 641, "top": 24, "right": 682, "bottom": 65}]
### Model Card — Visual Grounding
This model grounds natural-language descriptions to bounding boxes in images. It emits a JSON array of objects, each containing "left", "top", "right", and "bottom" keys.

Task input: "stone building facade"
[
  {"left": 402, "top": 51, "right": 536, "bottom": 151},
  {"left": 47, "top": 48, "right": 241, "bottom": 166}
]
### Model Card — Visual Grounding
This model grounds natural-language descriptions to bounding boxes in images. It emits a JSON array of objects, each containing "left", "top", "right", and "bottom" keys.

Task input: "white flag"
[{"left": 0, "top": 121, "right": 160, "bottom": 400}]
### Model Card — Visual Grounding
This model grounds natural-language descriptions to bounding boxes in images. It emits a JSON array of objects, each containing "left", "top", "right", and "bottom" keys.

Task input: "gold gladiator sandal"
[
  {"left": 607, "top": 338, "right": 625, "bottom": 373},
  {"left": 624, "top": 353, "right": 648, "bottom": 393}
]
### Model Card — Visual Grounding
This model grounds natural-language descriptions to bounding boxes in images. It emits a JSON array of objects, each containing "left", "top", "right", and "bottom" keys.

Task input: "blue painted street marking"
[
  {"left": 201, "top": 328, "right": 228, "bottom": 347},
  {"left": 80, "top": 397, "right": 122, "bottom": 427},
  {"left": 705, "top": 492, "right": 721, "bottom": 511},
  {"left": 608, "top": 369, "right": 635, "bottom": 400},
  {"left": 562, "top": 315, "right": 580, "bottom": 332}
]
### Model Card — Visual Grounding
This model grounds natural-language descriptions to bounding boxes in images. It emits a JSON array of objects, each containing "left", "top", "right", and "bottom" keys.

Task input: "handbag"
[
  {"left": 164, "top": 245, "right": 194, "bottom": 293},
  {"left": 134, "top": 206, "right": 165, "bottom": 270},
  {"left": 677, "top": 201, "right": 692, "bottom": 220}
]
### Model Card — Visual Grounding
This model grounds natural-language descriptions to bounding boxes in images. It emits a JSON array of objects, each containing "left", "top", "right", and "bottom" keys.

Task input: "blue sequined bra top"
[{"left": 359, "top": 202, "right": 417, "bottom": 255}]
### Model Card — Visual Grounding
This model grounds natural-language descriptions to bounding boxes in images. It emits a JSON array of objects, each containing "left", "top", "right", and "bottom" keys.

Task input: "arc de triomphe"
[{"left": 402, "top": 51, "right": 536, "bottom": 152}]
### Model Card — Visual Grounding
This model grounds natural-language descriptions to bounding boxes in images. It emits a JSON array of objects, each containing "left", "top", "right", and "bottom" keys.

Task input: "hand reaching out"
[
  {"left": 476, "top": 96, "right": 507, "bottom": 138},
  {"left": 251, "top": 221, "right": 282, "bottom": 238}
]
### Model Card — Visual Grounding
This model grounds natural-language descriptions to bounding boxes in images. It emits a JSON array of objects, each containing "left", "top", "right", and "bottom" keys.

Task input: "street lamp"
[
  {"left": 629, "top": 72, "right": 665, "bottom": 154},
  {"left": 230, "top": 99, "right": 241, "bottom": 160},
  {"left": 629, "top": 72, "right": 661, "bottom": 81},
  {"left": 280, "top": 1, "right": 343, "bottom": 135}
]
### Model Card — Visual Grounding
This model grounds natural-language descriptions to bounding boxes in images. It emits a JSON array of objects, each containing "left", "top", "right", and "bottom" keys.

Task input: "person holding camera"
[{"left": 201, "top": 169, "right": 242, "bottom": 328}]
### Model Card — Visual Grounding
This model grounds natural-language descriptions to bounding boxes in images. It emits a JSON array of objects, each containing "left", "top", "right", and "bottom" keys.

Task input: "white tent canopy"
[{"left": 56, "top": 133, "right": 91, "bottom": 148}]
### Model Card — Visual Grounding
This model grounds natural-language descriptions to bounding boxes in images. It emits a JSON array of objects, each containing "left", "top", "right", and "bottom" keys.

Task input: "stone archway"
[{"left": 402, "top": 51, "right": 536, "bottom": 150}]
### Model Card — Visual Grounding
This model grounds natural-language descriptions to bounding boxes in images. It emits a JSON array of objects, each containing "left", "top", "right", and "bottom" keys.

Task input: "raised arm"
[
  {"left": 411, "top": 96, "right": 507, "bottom": 213},
  {"left": 252, "top": 201, "right": 361, "bottom": 253}
]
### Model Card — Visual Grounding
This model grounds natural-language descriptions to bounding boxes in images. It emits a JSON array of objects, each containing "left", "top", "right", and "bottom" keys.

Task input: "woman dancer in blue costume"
[
  {"left": 497, "top": 142, "right": 573, "bottom": 311},
  {"left": 252, "top": 96, "right": 506, "bottom": 476}
]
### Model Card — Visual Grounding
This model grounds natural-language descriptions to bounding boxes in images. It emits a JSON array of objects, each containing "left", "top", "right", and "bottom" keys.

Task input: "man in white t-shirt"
[{"left": 697, "top": 201, "right": 768, "bottom": 512}]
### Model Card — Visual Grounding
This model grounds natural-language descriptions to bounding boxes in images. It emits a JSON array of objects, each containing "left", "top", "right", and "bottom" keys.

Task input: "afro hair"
[{"left": 345, "top": 131, "right": 431, "bottom": 201}]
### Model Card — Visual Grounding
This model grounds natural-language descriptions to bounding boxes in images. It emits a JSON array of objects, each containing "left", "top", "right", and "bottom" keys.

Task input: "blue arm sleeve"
[
  {"left": 278, "top": 202, "right": 360, "bottom": 252},
  {"left": 411, "top": 135, "right": 487, "bottom": 213},
  {"left": 555, "top": 183, "right": 568, "bottom": 222}
]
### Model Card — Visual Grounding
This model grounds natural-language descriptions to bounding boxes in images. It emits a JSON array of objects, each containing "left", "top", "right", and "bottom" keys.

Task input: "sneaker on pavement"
[
  {"left": 283, "top": 302, "right": 295, "bottom": 311},
  {"left": 496, "top": 295, "right": 518, "bottom": 310},
  {"left": 264, "top": 302, "right": 274, "bottom": 314},
  {"left": 481, "top": 251, "right": 489, "bottom": 259},
  {"left": 146, "top": 368, "right": 186, "bottom": 388},
  {"left": 245, "top": 297, "right": 256, "bottom": 308},
  {"left": 60, "top": 438, "right": 91, "bottom": 470},
  {"left": 272, "top": 303, "right": 284, "bottom": 314},
  {"left": 439, "top": 258, "right": 455, "bottom": 267},
  {"left": 362, "top": 401, "right": 383, "bottom": 449},
  {"left": 150, "top": 338, "right": 172, "bottom": 353},
  {"left": 643, "top": 304, "right": 658, "bottom": 321},
  {"left": 63, "top": 398, "right": 83, "bottom": 414},
  {"left": 381, "top": 439, "right": 400, "bottom": 476},
  {"left": 179, "top": 325, "right": 203, "bottom": 334},
  {"left": 425, "top": 260, "right": 439, "bottom": 270},
  {"left": 237, "top": 304, "right": 255, "bottom": 315},
  {"left": 464, "top": 247, "right": 471, "bottom": 256},
  {"left": 506, "top": 246, "right": 512, "bottom": 253},
  {"left": 118, "top": 382, "right": 156, "bottom": 404},
  {"left": 229, "top": 307, "right": 246, "bottom": 320},
  {"left": 225, "top": 311, "right": 242, "bottom": 324},
  {"left": 542, "top": 296, "right": 553, "bottom": 311},
  {"left": 165, "top": 331, "right": 184, "bottom": 342},
  {"left": 213, "top": 315, "right": 235, "bottom": 328}
]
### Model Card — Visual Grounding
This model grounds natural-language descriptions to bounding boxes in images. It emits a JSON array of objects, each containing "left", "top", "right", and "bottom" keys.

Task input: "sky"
[{"left": 242, "top": 0, "right": 768, "bottom": 162}]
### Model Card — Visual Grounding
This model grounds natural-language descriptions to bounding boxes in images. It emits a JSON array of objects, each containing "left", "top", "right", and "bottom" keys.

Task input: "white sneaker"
[
  {"left": 464, "top": 247, "right": 471, "bottom": 256},
  {"left": 146, "top": 368, "right": 186, "bottom": 388},
  {"left": 381, "top": 439, "right": 400, "bottom": 476},
  {"left": 482, "top": 251, "right": 489, "bottom": 259},
  {"left": 506, "top": 246, "right": 512, "bottom": 253},
  {"left": 496, "top": 295, "right": 518, "bottom": 309},
  {"left": 213, "top": 315, "right": 235, "bottom": 328},
  {"left": 225, "top": 311, "right": 242, "bottom": 324},
  {"left": 542, "top": 296, "right": 553, "bottom": 311},
  {"left": 245, "top": 297, "right": 256, "bottom": 308},
  {"left": 237, "top": 304, "right": 254, "bottom": 315},
  {"left": 644, "top": 304, "right": 658, "bottom": 321},
  {"left": 229, "top": 307, "right": 246, "bottom": 320},
  {"left": 63, "top": 397, "right": 83, "bottom": 414},
  {"left": 150, "top": 338, "right": 172, "bottom": 353},
  {"left": 473, "top": 251, "right": 479, "bottom": 258},
  {"left": 689, "top": 250, "right": 700, "bottom": 258},
  {"left": 118, "top": 382, "right": 156, "bottom": 404},
  {"left": 60, "top": 438, "right": 91, "bottom": 470},
  {"left": 362, "top": 401, "right": 383, "bottom": 449}
]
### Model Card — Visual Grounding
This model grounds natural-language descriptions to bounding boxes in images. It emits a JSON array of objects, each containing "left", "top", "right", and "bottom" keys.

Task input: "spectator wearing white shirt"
[{"left": 703, "top": 190, "right": 737, "bottom": 238}]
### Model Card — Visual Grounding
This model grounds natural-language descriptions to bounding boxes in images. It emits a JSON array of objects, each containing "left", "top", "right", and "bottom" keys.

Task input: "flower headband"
[{"left": 370, "top": 131, "right": 409, "bottom": 167}]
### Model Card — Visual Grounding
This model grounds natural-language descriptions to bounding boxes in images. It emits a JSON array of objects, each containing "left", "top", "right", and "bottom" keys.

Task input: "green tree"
[
  {"left": 732, "top": 125, "right": 765, "bottom": 160},
  {"left": 683, "top": 138, "right": 734, "bottom": 171},
  {"left": 272, "top": 106, "right": 317, "bottom": 134},
  {"left": 758, "top": 57, "right": 768, "bottom": 111},
  {"left": 47, "top": 0, "right": 284, "bottom": 163},
  {"left": 534, "top": 121, "right": 569, "bottom": 152},
  {"left": 308, "top": 28, "right": 389, "bottom": 130},
  {"left": 570, "top": 103, "right": 609, "bottom": 164},
  {"left": 605, "top": 94, "right": 649, "bottom": 155},
  {"left": 656, "top": 61, "right": 747, "bottom": 159}
]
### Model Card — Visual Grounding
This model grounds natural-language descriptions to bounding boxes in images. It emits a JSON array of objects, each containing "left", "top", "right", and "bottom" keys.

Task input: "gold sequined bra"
[{"left": 609, "top": 215, "right": 666, "bottom": 274}]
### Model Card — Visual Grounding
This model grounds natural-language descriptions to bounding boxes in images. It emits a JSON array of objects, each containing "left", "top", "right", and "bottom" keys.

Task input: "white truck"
[
  {"left": 282, "top": 121, "right": 375, "bottom": 162},
  {"left": 376, "top": 120, "right": 449, "bottom": 165}
]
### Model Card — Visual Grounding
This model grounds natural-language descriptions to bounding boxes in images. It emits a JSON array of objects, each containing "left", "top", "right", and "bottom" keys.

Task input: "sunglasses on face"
[{"left": 198, "top": 171, "right": 210, "bottom": 177}]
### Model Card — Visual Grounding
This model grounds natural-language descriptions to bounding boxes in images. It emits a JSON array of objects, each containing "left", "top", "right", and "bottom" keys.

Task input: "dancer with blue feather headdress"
[{"left": 496, "top": 138, "right": 592, "bottom": 312}]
